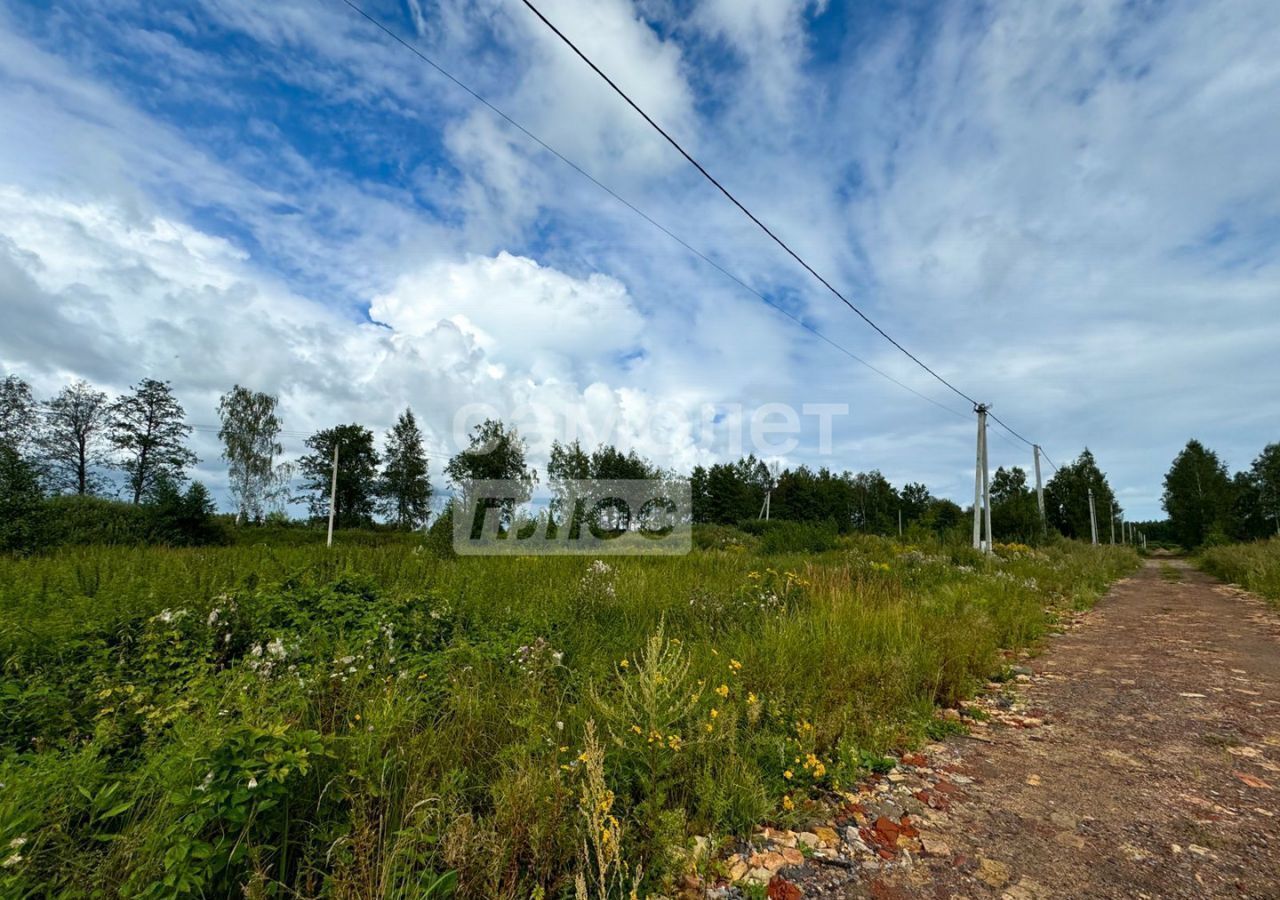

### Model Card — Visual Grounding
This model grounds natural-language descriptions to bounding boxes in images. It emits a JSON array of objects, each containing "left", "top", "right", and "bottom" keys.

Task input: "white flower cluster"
[{"left": 512, "top": 637, "right": 564, "bottom": 675}]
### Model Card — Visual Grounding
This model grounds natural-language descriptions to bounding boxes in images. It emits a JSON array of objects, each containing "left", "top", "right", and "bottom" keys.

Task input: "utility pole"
[
  {"left": 972, "top": 404, "right": 992, "bottom": 552},
  {"left": 1033, "top": 444, "right": 1046, "bottom": 527},
  {"left": 326, "top": 442, "right": 339, "bottom": 548},
  {"left": 1109, "top": 499, "right": 1116, "bottom": 545},
  {"left": 898, "top": 508, "right": 903, "bottom": 538},
  {"left": 1088, "top": 487, "right": 1099, "bottom": 545},
  {"left": 758, "top": 461, "right": 779, "bottom": 521}
]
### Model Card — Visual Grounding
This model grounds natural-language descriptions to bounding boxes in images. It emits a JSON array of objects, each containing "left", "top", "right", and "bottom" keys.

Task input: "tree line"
[
  {"left": 3, "top": 369, "right": 1141, "bottom": 548},
  {"left": 1161, "top": 439, "right": 1280, "bottom": 548}
]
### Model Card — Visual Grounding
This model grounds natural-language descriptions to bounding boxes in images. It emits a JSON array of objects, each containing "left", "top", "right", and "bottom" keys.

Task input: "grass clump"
[
  {"left": 1200, "top": 537, "right": 1280, "bottom": 601},
  {"left": 0, "top": 535, "right": 1136, "bottom": 897}
]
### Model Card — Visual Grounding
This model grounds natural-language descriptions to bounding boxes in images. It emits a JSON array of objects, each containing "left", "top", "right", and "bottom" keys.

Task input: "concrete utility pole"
[
  {"left": 758, "top": 461, "right": 779, "bottom": 521},
  {"left": 1033, "top": 444, "right": 1046, "bottom": 525},
  {"left": 1088, "top": 487, "right": 1099, "bottom": 545},
  {"left": 972, "top": 404, "right": 992, "bottom": 552},
  {"left": 898, "top": 508, "right": 903, "bottom": 538},
  {"left": 326, "top": 442, "right": 339, "bottom": 549}
]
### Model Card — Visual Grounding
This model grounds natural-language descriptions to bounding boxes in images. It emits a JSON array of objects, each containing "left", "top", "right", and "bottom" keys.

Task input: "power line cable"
[
  {"left": 518, "top": 0, "right": 980, "bottom": 409},
  {"left": 518, "top": 0, "right": 1069, "bottom": 466},
  {"left": 336, "top": 0, "right": 968, "bottom": 421}
]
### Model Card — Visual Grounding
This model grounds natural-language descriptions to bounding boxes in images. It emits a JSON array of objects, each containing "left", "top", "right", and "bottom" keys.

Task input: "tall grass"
[
  {"left": 1200, "top": 537, "right": 1280, "bottom": 601},
  {"left": 0, "top": 535, "right": 1136, "bottom": 898}
]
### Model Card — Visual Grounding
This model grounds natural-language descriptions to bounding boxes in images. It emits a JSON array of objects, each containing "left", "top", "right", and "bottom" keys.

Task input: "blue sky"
[{"left": 1, "top": 0, "right": 1278, "bottom": 519}]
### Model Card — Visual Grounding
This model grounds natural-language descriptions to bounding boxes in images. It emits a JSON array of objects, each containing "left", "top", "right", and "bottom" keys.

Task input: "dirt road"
[{"left": 840, "top": 558, "right": 1280, "bottom": 899}]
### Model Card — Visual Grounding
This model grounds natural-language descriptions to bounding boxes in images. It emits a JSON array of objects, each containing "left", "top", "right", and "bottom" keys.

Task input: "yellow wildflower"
[
  {"left": 783, "top": 769, "right": 793, "bottom": 780},
  {"left": 709, "top": 707, "right": 719, "bottom": 719},
  {"left": 747, "top": 692, "right": 759, "bottom": 705},
  {"left": 715, "top": 683, "right": 729, "bottom": 699},
  {"left": 619, "top": 659, "right": 629, "bottom": 669},
  {"left": 782, "top": 795, "right": 795, "bottom": 811}
]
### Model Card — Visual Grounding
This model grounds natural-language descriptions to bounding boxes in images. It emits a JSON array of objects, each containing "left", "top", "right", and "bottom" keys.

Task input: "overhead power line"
[
  {"left": 518, "top": 0, "right": 980, "bottom": 409},
  {"left": 335, "top": 0, "right": 1061, "bottom": 466},
  {"left": 336, "top": 0, "right": 968, "bottom": 422}
]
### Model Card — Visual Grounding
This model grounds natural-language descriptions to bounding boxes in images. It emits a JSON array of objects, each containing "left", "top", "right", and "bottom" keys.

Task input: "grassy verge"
[
  {"left": 0, "top": 536, "right": 1136, "bottom": 897},
  {"left": 1200, "top": 537, "right": 1280, "bottom": 602}
]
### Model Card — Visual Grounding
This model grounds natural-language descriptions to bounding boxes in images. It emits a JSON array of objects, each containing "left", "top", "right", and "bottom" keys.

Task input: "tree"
[
  {"left": 1162, "top": 439, "right": 1233, "bottom": 548},
  {"left": 218, "top": 385, "right": 289, "bottom": 524},
  {"left": 900, "top": 482, "right": 933, "bottom": 525},
  {"left": 1250, "top": 443, "right": 1280, "bottom": 537},
  {"left": 379, "top": 408, "right": 432, "bottom": 530},
  {"left": 547, "top": 439, "right": 592, "bottom": 532},
  {"left": 1044, "top": 448, "right": 1117, "bottom": 541},
  {"left": 850, "top": 470, "right": 899, "bottom": 534},
  {"left": 0, "top": 443, "right": 45, "bottom": 553},
  {"left": 990, "top": 466, "right": 1041, "bottom": 543},
  {"left": 298, "top": 424, "right": 381, "bottom": 529},
  {"left": 0, "top": 374, "right": 39, "bottom": 456},
  {"left": 693, "top": 456, "right": 770, "bottom": 525},
  {"left": 445, "top": 419, "right": 536, "bottom": 501},
  {"left": 445, "top": 419, "right": 535, "bottom": 534},
  {"left": 41, "top": 380, "right": 111, "bottom": 496},
  {"left": 110, "top": 379, "right": 197, "bottom": 504}
]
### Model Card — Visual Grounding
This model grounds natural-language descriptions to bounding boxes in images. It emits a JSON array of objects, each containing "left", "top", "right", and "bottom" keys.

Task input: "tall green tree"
[
  {"left": 1162, "top": 439, "right": 1233, "bottom": 548},
  {"left": 1044, "top": 448, "right": 1116, "bottom": 541},
  {"left": 900, "top": 482, "right": 933, "bottom": 525},
  {"left": 41, "top": 380, "right": 111, "bottom": 496},
  {"left": 445, "top": 419, "right": 535, "bottom": 534},
  {"left": 850, "top": 470, "right": 899, "bottom": 534},
  {"left": 547, "top": 439, "right": 592, "bottom": 531},
  {"left": 0, "top": 443, "right": 45, "bottom": 553},
  {"left": 379, "top": 408, "right": 432, "bottom": 530},
  {"left": 298, "top": 424, "right": 381, "bottom": 528},
  {"left": 991, "top": 466, "right": 1041, "bottom": 543},
  {"left": 0, "top": 374, "right": 39, "bottom": 456},
  {"left": 110, "top": 379, "right": 197, "bottom": 504},
  {"left": 217, "top": 385, "right": 288, "bottom": 524},
  {"left": 1250, "top": 443, "right": 1280, "bottom": 537},
  {"left": 445, "top": 419, "right": 536, "bottom": 502}
]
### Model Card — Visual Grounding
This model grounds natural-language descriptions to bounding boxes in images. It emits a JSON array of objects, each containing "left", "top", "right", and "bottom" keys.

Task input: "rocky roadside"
[{"left": 674, "top": 644, "right": 1061, "bottom": 900}]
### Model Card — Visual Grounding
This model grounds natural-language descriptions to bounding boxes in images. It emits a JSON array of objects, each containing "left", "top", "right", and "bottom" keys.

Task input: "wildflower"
[
  {"left": 715, "top": 683, "right": 729, "bottom": 699},
  {"left": 709, "top": 707, "right": 719, "bottom": 719},
  {"left": 619, "top": 659, "right": 629, "bottom": 669},
  {"left": 782, "top": 795, "right": 795, "bottom": 811},
  {"left": 704, "top": 723, "right": 713, "bottom": 732},
  {"left": 631, "top": 724, "right": 643, "bottom": 734},
  {"left": 783, "top": 769, "right": 793, "bottom": 780},
  {"left": 8, "top": 837, "right": 27, "bottom": 850},
  {"left": 729, "top": 659, "right": 742, "bottom": 672},
  {"left": 2, "top": 854, "right": 22, "bottom": 868},
  {"left": 747, "top": 692, "right": 759, "bottom": 705},
  {"left": 247, "top": 776, "right": 259, "bottom": 790},
  {"left": 266, "top": 637, "right": 286, "bottom": 659}
]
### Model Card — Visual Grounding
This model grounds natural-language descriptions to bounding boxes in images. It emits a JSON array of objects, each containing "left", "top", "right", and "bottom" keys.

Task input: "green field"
[
  {"left": 0, "top": 534, "right": 1136, "bottom": 898},
  {"left": 1200, "top": 537, "right": 1280, "bottom": 602}
]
